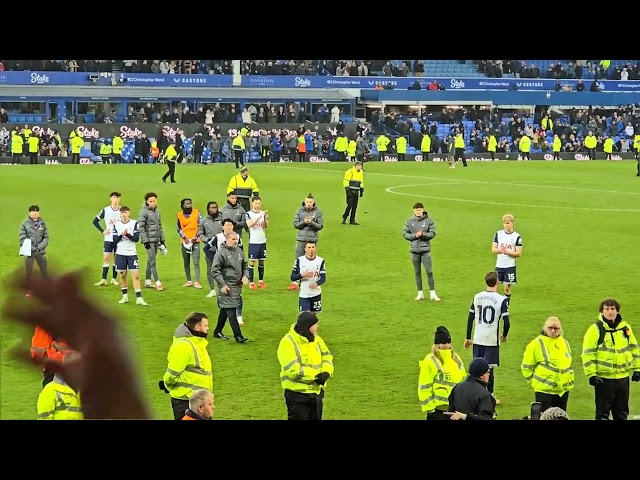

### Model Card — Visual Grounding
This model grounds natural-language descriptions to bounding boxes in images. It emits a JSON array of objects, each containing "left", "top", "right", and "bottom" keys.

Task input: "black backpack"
[{"left": 595, "top": 320, "right": 630, "bottom": 347}]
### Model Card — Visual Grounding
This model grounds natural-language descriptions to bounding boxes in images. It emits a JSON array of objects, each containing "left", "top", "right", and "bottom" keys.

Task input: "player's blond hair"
[{"left": 502, "top": 214, "right": 514, "bottom": 223}]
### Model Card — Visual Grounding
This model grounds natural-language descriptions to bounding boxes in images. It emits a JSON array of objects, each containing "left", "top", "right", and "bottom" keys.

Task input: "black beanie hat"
[
  {"left": 296, "top": 312, "right": 319, "bottom": 332},
  {"left": 434, "top": 326, "right": 451, "bottom": 344},
  {"left": 469, "top": 357, "right": 490, "bottom": 378}
]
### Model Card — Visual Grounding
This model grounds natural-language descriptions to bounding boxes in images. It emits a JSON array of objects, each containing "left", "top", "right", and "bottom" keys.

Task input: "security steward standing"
[
  {"left": 277, "top": 312, "right": 334, "bottom": 420},
  {"left": 341, "top": 160, "right": 364, "bottom": 225},
  {"left": 454, "top": 131, "right": 467, "bottom": 167},
  {"left": 27, "top": 133, "right": 40, "bottom": 164},
  {"left": 581, "top": 298, "right": 640, "bottom": 420},
  {"left": 112, "top": 134, "right": 124, "bottom": 164},
  {"left": 445, "top": 357, "right": 496, "bottom": 420},
  {"left": 70, "top": 134, "right": 84, "bottom": 164},
  {"left": 395, "top": 135, "right": 407, "bottom": 162},
  {"left": 376, "top": 132, "right": 390, "bottom": 160},
  {"left": 159, "top": 312, "right": 213, "bottom": 420},
  {"left": 161, "top": 141, "right": 178, "bottom": 183},
  {"left": 37, "top": 371, "right": 83, "bottom": 420},
  {"left": 232, "top": 132, "right": 246, "bottom": 168},
  {"left": 521, "top": 316, "right": 575, "bottom": 413},
  {"left": 227, "top": 167, "right": 259, "bottom": 212},
  {"left": 333, "top": 131, "right": 348, "bottom": 161},
  {"left": 584, "top": 131, "right": 597, "bottom": 160},
  {"left": 418, "top": 326, "right": 466, "bottom": 419},
  {"left": 11, "top": 129, "right": 24, "bottom": 164},
  {"left": 100, "top": 139, "right": 112, "bottom": 165},
  {"left": 420, "top": 133, "right": 431, "bottom": 162}
]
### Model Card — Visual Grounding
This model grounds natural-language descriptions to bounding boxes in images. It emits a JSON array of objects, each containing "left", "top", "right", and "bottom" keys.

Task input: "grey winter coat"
[
  {"left": 293, "top": 204, "right": 324, "bottom": 242},
  {"left": 219, "top": 201, "right": 247, "bottom": 236},
  {"left": 403, "top": 213, "right": 436, "bottom": 254},
  {"left": 19, "top": 216, "right": 49, "bottom": 253},
  {"left": 208, "top": 138, "right": 221, "bottom": 153},
  {"left": 211, "top": 243, "right": 248, "bottom": 308},
  {"left": 198, "top": 212, "right": 223, "bottom": 243},
  {"left": 137, "top": 202, "right": 165, "bottom": 244}
]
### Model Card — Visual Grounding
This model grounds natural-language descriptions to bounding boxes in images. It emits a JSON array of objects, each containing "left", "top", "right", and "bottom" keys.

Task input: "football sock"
[
  {"left": 505, "top": 293, "right": 511, "bottom": 306},
  {"left": 112, "top": 265, "right": 117, "bottom": 279},
  {"left": 121, "top": 288, "right": 128, "bottom": 296},
  {"left": 135, "top": 289, "right": 142, "bottom": 298},
  {"left": 258, "top": 265, "right": 264, "bottom": 281},
  {"left": 102, "top": 265, "right": 109, "bottom": 280},
  {"left": 488, "top": 368, "right": 495, "bottom": 394},
  {"left": 248, "top": 265, "right": 254, "bottom": 283}
]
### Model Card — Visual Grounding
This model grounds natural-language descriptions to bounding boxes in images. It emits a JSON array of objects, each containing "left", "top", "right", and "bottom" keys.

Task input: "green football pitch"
[{"left": 1, "top": 160, "right": 639, "bottom": 420}]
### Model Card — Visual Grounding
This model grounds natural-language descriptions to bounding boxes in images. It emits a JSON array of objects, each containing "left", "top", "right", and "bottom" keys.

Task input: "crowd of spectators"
[
  {"left": 99, "top": 101, "right": 345, "bottom": 125},
  {"left": 0, "top": 60, "right": 234, "bottom": 74},
  {"left": 478, "top": 60, "right": 640, "bottom": 81},
  {"left": 372, "top": 104, "right": 640, "bottom": 155}
]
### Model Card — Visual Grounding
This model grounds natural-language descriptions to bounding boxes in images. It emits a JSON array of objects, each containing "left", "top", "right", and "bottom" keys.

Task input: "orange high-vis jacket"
[
  {"left": 31, "top": 326, "right": 72, "bottom": 364},
  {"left": 177, "top": 209, "right": 200, "bottom": 243}
]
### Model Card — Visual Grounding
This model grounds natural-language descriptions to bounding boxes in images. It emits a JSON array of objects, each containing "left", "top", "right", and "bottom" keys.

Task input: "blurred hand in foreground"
[{"left": 2, "top": 269, "right": 150, "bottom": 420}]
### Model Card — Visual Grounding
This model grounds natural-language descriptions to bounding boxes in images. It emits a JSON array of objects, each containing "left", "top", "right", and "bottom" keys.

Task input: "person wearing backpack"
[{"left": 581, "top": 298, "right": 640, "bottom": 420}]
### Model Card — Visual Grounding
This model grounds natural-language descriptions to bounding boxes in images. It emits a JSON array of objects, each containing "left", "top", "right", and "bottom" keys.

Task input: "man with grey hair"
[
  {"left": 211, "top": 230, "right": 249, "bottom": 343},
  {"left": 182, "top": 389, "right": 215, "bottom": 420},
  {"left": 540, "top": 407, "right": 569, "bottom": 420}
]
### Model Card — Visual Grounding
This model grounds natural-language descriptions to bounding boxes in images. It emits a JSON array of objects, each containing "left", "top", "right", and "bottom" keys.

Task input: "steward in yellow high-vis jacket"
[
  {"left": 521, "top": 316, "right": 574, "bottom": 413},
  {"left": 11, "top": 131, "right": 23, "bottom": 164},
  {"left": 420, "top": 134, "right": 431, "bottom": 161},
  {"left": 584, "top": 131, "right": 597, "bottom": 160},
  {"left": 519, "top": 135, "right": 531, "bottom": 160},
  {"left": 27, "top": 134, "right": 40, "bottom": 165},
  {"left": 100, "top": 141, "right": 112, "bottom": 165},
  {"left": 160, "top": 313, "right": 213, "bottom": 420},
  {"left": 277, "top": 312, "right": 334, "bottom": 420},
  {"left": 376, "top": 133, "right": 390, "bottom": 159},
  {"left": 227, "top": 167, "right": 259, "bottom": 212},
  {"left": 582, "top": 298, "right": 640, "bottom": 420},
  {"left": 112, "top": 135, "right": 124, "bottom": 164},
  {"left": 454, "top": 132, "right": 467, "bottom": 166},
  {"left": 333, "top": 132, "right": 348, "bottom": 161},
  {"left": 395, "top": 135, "right": 407, "bottom": 161},
  {"left": 418, "top": 326, "right": 466, "bottom": 419},
  {"left": 553, "top": 134, "right": 562, "bottom": 161},
  {"left": 486, "top": 134, "right": 497, "bottom": 161},
  {"left": 341, "top": 161, "right": 364, "bottom": 225},
  {"left": 37, "top": 373, "right": 83, "bottom": 420},
  {"left": 634, "top": 134, "right": 640, "bottom": 176}
]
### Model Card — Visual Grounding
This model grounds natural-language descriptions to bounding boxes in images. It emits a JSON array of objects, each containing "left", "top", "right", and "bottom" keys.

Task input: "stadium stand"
[{"left": 0, "top": 60, "right": 234, "bottom": 74}]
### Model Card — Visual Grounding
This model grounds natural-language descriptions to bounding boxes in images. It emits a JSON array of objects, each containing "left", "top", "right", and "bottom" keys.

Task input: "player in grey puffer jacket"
[
  {"left": 402, "top": 202, "right": 440, "bottom": 302},
  {"left": 137, "top": 192, "right": 166, "bottom": 289}
]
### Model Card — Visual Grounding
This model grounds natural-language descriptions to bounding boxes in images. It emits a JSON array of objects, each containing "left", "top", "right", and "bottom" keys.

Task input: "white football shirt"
[
  {"left": 114, "top": 220, "right": 139, "bottom": 256},
  {"left": 97, "top": 206, "right": 121, "bottom": 241},
  {"left": 216, "top": 232, "right": 242, "bottom": 250},
  {"left": 246, "top": 210, "right": 267, "bottom": 245},
  {"left": 493, "top": 230, "right": 522, "bottom": 268},
  {"left": 294, "top": 255, "right": 326, "bottom": 298},
  {"left": 467, "top": 290, "right": 510, "bottom": 346}
]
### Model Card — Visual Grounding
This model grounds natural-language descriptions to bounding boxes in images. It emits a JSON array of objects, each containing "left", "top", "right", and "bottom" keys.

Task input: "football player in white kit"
[
  {"left": 245, "top": 196, "right": 268, "bottom": 290},
  {"left": 290, "top": 242, "right": 326, "bottom": 313},
  {"left": 465, "top": 271, "right": 510, "bottom": 405},
  {"left": 491, "top": 213, "right": 522, "bottom": 305},
  {"left": 114, "top": 206, "right": 148, "bottom": 306},
  {"left": 93, "top": 192, "right": 122, "bottom": 286}
]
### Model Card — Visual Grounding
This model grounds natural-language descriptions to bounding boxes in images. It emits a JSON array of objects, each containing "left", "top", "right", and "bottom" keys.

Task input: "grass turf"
[{"left": 1, "top": 160, "right": 639, "bottom": 420}]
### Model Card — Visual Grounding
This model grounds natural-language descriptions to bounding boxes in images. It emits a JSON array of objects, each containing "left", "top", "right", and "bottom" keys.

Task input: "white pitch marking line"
[
  {"left": 385, "top": 184, "right": 640, "bottom": 213},
  {"left": 271, "top": 165, "right": 640, "bottom": 197}
]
